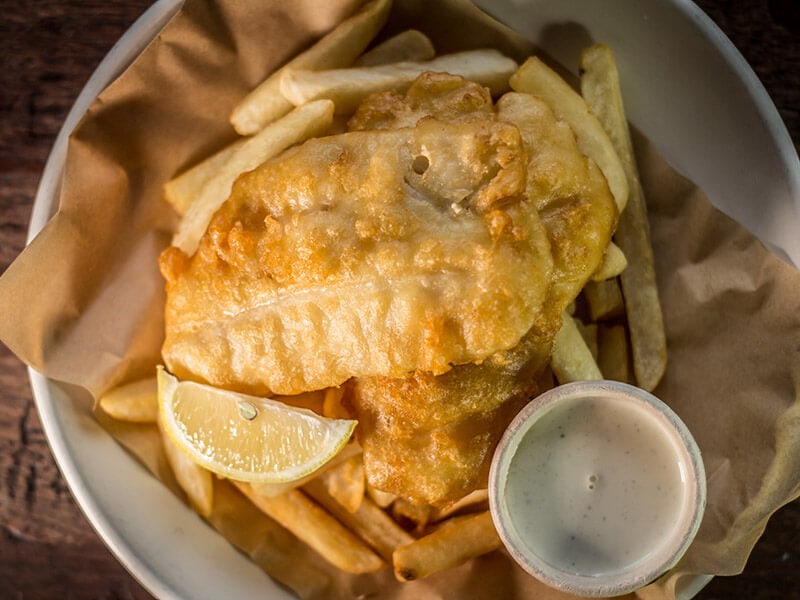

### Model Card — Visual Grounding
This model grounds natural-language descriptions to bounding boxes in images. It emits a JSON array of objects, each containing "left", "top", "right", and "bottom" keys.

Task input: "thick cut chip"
[
  {"left": 580, "top": 43, "right": 666, "bottom": 391},
  {"left": 159, "top": 422, "right": 214, "bottom": 518},
  {"left": 98, "top": 376, "right": 158, "bottom": 423},
  {"left": 235, "top": 483, "right": 385, "bottom": 574},
  {"left": 354, "top": 29, "right": 435, "bottom": 67},
  {"left": 551, "top": 313, "right": 603, "bottom": 384},
  {"left": 161, "top": 113, "right": 553, "bottom": 396},
  {"left": 392, "top": 511, "right": 502, "bottom": 581},
  {"left": 230, "top": 0, "right": 392, "bottom": 135},
  {"left": 279, "top": 49, "right": 517, "bottom": 114}
]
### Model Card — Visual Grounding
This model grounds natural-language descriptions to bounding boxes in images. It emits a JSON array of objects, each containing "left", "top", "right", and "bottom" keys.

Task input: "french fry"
[
  {"left": 304, "top": 477, "right": 414, "bottom": 561},
  {"left": 230, "top": 0, "right": 391, "bottom": 134},
  {"left": 163, "top": 139, "right": 246, "bottom": 216},
  {"left": 235, "top": 482, "right": 385, "bottom": 573},
  {"left": 592, "top": 241, "right": 628, "bottom": 281},
  {"left": 551, "top": 312, "right": 603, "bottom": 383},
  {"left": 429, "top": 488, "right": 489, "bottom": 522},
  {"left": 249, "top": 441, "right": 362, "bottom": 499},
  {"left": 583, "top": 277, "right": 625, "bottom": 322},
  {"left": 575, "top": 320, "right": 599, "bottom": 361},
  {"left": 160, "top": 430, "right": 214, "bottom": 517},
  {"left": 158, "top": 418, "right": 214, "bottom": 517},
  {"left": 393, "top": 511, "right": 502, "bottom": 581},
  {"left": 509, "top": 56, "right": 629, "bottom": 212},
  {"left": 280, "top": 49, "right": 518, "bottom": 114},
  {"left": 597, "top": 323, "right": 633, "bottom": 384},
  {"left": 247, "top": 479, "right": 301, "bottom": 500},
  {"left": 317, "top": 453, "right": 365, "bottom": 513},
  {"left": 580, "top": 44, "right": 667, "bottom": 391},
  {"left": 249, "top": 540, "right": 331, "bottom": 598},
  {"left": 173, "top": 99, "right": 334, "bottom": 255},
  {"left": 579, "top": 44, "right": 639, "bottom": 195},
  {"left": 98, "top": 377, "right": 158, "bottom": 423},
  {"left": 366, "top": 481, "right": 398, "bottom": 508},
  {"left": 354, "top": 29, "right": 435, "bottom": 66},
  {"left": 392, "top": 498, "right": 432, "bottom": 534}
]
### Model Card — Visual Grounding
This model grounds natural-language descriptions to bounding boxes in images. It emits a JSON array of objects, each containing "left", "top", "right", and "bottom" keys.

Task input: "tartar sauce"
[{"left": 489, "top": 381, "right": 705, "bottom": 597}]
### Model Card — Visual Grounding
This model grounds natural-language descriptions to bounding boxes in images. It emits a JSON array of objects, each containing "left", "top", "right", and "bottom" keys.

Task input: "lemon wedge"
[{"left": 157, "top": 367, "right": 357, "bottom": 484}]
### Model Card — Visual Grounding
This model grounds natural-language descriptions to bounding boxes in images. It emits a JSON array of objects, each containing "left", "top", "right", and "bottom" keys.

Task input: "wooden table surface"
[{"left": 1, "top": 1, "right": 798, "bottom": 598}]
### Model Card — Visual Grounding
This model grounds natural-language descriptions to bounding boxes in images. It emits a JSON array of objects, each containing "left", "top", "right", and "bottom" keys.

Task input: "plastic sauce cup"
[{"left": 489, "top": 380, "right": 706, "bottom": 597}]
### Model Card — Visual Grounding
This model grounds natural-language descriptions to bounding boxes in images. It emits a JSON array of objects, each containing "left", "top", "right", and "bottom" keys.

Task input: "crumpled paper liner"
[{"left": 1, "top": 0, "right": 799, "bottom": 598}]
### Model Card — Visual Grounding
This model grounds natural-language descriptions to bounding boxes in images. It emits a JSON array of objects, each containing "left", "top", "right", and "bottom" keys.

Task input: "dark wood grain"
[
  {"left": 1, "top": 4, "right": 159, "bottom": 599},
  {"left": 0, "top": 1, "right": 797, "bottom": 599}
]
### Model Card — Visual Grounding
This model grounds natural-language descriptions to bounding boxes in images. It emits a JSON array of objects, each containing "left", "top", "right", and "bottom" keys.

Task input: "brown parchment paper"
[{"left": 1, "top": 0, "right": 799, "bottom": 598}]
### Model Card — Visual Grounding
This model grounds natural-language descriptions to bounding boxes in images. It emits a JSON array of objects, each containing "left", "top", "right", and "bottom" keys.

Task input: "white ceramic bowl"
[{"left": 29, "top": 1, "right": 800, "bottom": 599}]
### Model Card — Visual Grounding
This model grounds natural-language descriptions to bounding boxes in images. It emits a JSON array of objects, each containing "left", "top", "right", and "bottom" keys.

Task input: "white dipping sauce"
[
  {"left": 506, "top": 395, "right": 686, "bottom": 574},
  {"left": 489, "top": 381, "right": 705, "bottom": 597}
]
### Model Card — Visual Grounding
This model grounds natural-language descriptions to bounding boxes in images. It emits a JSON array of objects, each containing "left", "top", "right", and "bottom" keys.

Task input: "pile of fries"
[{"left": 99, "top": 0, "right": 667, "bottom": 586}]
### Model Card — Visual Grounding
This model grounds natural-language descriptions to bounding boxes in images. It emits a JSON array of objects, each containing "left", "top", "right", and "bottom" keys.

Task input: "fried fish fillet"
[
  {"left": 160, "top": 71, "right": 617, "bottom": 508},
  {"left": 160, "top": 105, "right": 554, "bottom": 396},
  {"left": 350, "top": 319, "right": 556, "bottom": 506},
  {"left": 348, "top": 76, "right": 617, "bottom": 506}
]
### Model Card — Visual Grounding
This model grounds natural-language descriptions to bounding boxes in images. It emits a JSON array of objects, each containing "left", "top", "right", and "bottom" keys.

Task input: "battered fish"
[
  {"left": 348, "top": 71, "right": 496, "bottom": 131},
  {"left": 348, "top": 77, "right": 617, "bottom": 506},
  {"left": 160, "top": 103, "right": 554, "bottom": 396},
  {"left": 160, "top": 71, "right": 617, "bottom": 508}
]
